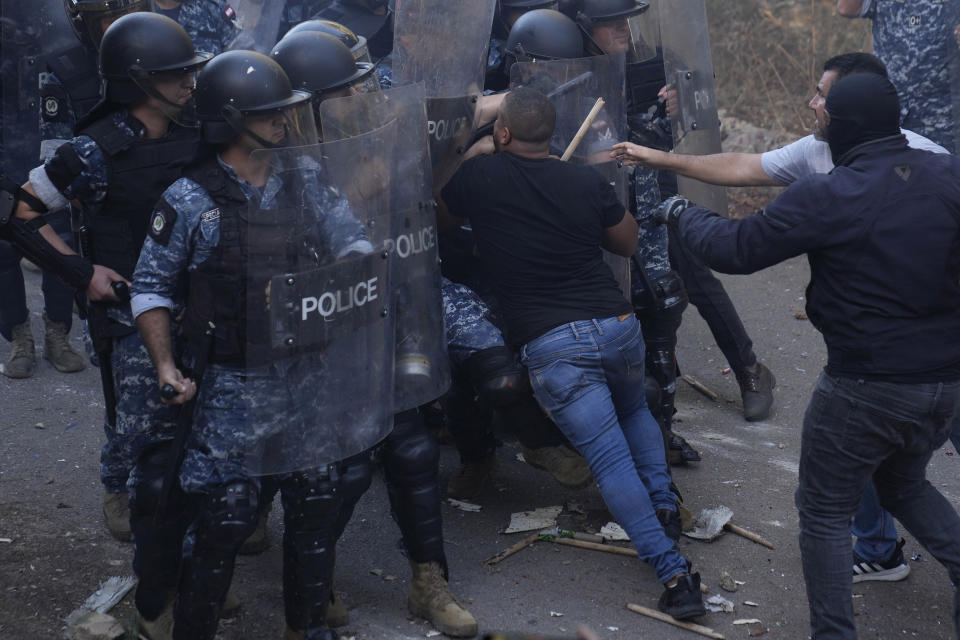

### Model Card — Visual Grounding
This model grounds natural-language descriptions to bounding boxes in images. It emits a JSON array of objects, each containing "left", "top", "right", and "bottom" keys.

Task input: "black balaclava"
[{"left": 825, "top": 72, "right": 901, "bottom": 165}]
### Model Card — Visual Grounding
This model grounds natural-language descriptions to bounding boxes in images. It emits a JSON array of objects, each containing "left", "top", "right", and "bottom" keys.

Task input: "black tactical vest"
[
  {"left": 81, "top": 115, "right": 199, "bottom": 280},
  {"left": 46, "top": 45, "right": 102, "bottom": 124},
  {"left": 181, "top": 156, "right": 308, "bottom": 366}
]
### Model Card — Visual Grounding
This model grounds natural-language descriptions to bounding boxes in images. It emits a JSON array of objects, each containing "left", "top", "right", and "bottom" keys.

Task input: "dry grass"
[{"left": 706, "top": 0, "right": 872, "bottom": 136}]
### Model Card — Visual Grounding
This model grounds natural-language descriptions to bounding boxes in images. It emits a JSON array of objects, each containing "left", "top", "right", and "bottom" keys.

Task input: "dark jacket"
[{"left": 678, "top": 134, "right": 960, "bottom": 381}]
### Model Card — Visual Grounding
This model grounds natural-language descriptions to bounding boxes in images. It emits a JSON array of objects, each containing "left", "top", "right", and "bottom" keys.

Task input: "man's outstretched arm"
[{"left": 610, "top": 142, "right": 779, "bottom": 187}]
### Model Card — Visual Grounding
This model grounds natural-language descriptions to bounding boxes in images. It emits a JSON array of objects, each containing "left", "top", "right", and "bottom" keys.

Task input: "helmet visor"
[
  {"left": 241, "top": 100, "right": 319, "bottom": 148},
  {"left": 588, "top": 12, "right": 656, "bottom": 62},
  {"left": 130, "top": 58, "right": 212, "bottom": 127}
]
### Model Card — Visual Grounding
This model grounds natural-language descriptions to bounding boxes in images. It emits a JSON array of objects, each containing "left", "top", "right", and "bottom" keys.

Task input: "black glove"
[{"left": 654, "top": 196, "right": 692, "bottom": 226}]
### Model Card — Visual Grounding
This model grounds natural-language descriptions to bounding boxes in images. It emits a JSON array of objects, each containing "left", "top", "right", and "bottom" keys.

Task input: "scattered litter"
[
  {"left": 384, "top": 575, "right": 397, "bottom": 581},
  {"left": 744, "top": 601, "right": 760, "bottom": 607},
  {"left": 796, "top": 367, "right": 806, "bottom": 373},
  {"left": 606, "top": 627, "right": 619, "bottom": 632},
  {"left": 734, "top": 619, "right": 762, "bottom": 625},
  {"left": 794, "top": 311, "right": 808, "bottom": 320},
  {"left": 446, "top": 499, "right": 482, "bottom": 512},
  {"left": 719, "top": 570, "right": 738, "bottom": 592},
  {"left": 0, "top": 538, "right": 12, "bottom": 543},
  {"left": 425, "top": 631, "right": 442, "bottom": 637},
  {"left": 600, "top": 522, "right": 630, "bottom": 541},
  {"left": 565, "top": 500, "right": 586, "bottom": 516},
  {"left": 369, "top": 568, "right": 383, "bottom": 576},
  {"left": 516, "top": 453, "right": 526, "bottom": 463},
  {"left": 911, "top": 554, "right": 924, "bottom": 562},
  {"left": 721, "top": 367, "right": 732, "bottom": 375},
  {"left": 735, "top": 580, "right": 746, "bottom": 586},
  {"left": 684, "top": 505, "right": 733, "bottom": 541},
  {"left": 705, "top": 594, "right": 735, "bottom": 613},
  {"left": 65, "top": 576, "right": 137, "bottom": 626},
  {"left": 550, "top": 611, "right": 564, "bottom": 617},
  {"left": 64, "top": 421, "right": 80, "bottom": 431},
  {"left": 777, "top": 443, "right": 786, "bottom": 449},
  {"left": 34, "top": 422, "right": 45, "bottom": 430},
  {"left": 504, "top": 506, "right": 562, "bottom": 533},
  {"left": 947, "top": 451, "right": 955, "bottom": 456}
]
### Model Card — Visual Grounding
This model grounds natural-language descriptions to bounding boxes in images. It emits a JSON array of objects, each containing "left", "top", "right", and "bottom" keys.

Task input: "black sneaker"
[
  {"left": 735, "top": 362, "right": 776, "bottom": 422},
  {"left": 852, "top": 538, "right": 911, "bottom": 583},
  {"left": 658, "top": 572, "right": 706, "bottom": 621},
  {"left": 657, "top": 508, "right": 682, "bottom": 542}
]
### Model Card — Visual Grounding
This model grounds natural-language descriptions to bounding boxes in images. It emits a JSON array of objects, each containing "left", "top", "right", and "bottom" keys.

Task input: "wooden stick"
[
  {"left": 627, "top": 603, "right": 725, "bottom": 639},
  {"left": 682, "top": 374, "right": 720, "bottom": 402},
  {"left": 560, "top": 97, "right": 605, "bottom": 161},
  {"left": 550, "top": 536, "right": 638, "bottom": 557},
  {"left": 724, "top": 523, "right": 775, "bottom": 550},
  {"left": 482, "top": 532, "right": 540, "bottom": 566}
]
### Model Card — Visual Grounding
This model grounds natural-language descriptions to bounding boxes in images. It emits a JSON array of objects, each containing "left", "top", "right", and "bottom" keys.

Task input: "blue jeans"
[
  {"left": 797, "top": 371, "right": 960, "bottom": 639},
  {"left": 520, "top": 314, "right": 686, "bottom": 584}
]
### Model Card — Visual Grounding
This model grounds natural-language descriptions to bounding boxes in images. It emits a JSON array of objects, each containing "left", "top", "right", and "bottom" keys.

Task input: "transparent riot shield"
[
  {"left": 1, "top": 0, "right": 76, "bottom": 179},
  {"left": 658, "top": 0, "right": 728, "bottom": 215},
  {"left": 392, "top": 0, "right": 497, "bottom": 186},
  {"left": 320, "top": 83, "right": 451, "bottom": 411},
  {"left": 511, "top": 54, "right": 631, "bottom": 299},
  {"left": 229, "top": 0, "right": 288, "bottom": 52},
  {"left": 242, "top": 122, "right": 402, "bottom": 475}
]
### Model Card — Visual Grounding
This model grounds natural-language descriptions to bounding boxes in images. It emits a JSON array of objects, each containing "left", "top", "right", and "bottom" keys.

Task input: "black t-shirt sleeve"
[{"left": 597, "top": 174, "right": 625, "bottom": 227}]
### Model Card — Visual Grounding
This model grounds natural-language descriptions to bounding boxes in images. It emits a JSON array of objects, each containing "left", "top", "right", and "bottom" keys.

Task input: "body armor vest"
[
  {"left": 47, "top": 45, "right": 102, "bottom": 124},
  {"left": 181, "top": 156, "right": 311, "bottom": 366},
  {"left": 81, "top": 115, "right": 199, "bottom": 280}
]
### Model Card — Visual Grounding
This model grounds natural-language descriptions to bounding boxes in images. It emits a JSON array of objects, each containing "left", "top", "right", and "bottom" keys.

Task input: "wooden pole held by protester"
[{"left": 560, "top": 97, "right": 605, "bottom": 161}]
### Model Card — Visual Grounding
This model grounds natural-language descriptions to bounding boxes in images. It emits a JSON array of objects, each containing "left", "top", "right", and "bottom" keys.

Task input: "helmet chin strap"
[
  {"left": 129, "top": 66, "right": 199, "bottom": 127},
  {"left": 222, "top": 105, "right": 288, "bottom": 149}
]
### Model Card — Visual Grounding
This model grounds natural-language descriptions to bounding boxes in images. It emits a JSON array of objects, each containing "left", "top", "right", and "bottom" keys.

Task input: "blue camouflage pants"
[{"left": 102, "top": 330, "right": 180, "bottom": 493}]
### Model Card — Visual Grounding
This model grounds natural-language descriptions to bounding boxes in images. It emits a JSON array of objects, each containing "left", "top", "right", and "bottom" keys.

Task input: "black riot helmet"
[
  {"left": 64, "top": 0, "right": 153, "bottom": 51},
  {"left": 195, "top": 50, "right": 318, "bottom": 147},
  {"left": 496, "top": 0, "right": 558, "bottom": 37},
  {"left": 571, "top": 0, "right": 653, "bottom": 61},
  {"left": 505, "top": 9, "right": 584, "bottom": 64},
  {"left": 283, "top": 19, "right": 372, "bottom": 63},
  {"left": 575, "top": 0, "right": 647, "bottom": 21},
  {"left": 98, "top": 12, "right": 211, "bottom": 119}
]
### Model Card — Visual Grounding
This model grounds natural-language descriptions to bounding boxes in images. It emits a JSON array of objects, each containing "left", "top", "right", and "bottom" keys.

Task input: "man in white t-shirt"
[{"left": 612, "top": 51, "right": 950, "bottom": 587}]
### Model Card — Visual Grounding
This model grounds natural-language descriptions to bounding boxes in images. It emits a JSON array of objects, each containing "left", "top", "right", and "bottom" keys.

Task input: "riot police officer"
[
  {"left": 486, "top": 0, "right": 560, "bottom": 91},
  {"left": 2, "top": 11, "right": 212, "bottom": 635},
  {"left": 269, "top": 33, "right": 479, "bottom": 636},
  {"left": 572, "top": 0, "right": 776, "bottom": 425},
  {"left": 282, "top": 18, "right": 373, "bottom": 61},
  {"left": 133, "top": 48, "right": 375, "bottom": 640},
  {"left": 153, "top": 0, "right": 243, "bottom": 55}
]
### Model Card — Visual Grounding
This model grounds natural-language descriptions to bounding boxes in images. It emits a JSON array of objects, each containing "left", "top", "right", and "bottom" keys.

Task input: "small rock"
[
  {"left": 719, "top": 570, "right": 738, "bottom": 592},
  {"left": 66, "top": 611, "right": 124, "bottom": 640}
]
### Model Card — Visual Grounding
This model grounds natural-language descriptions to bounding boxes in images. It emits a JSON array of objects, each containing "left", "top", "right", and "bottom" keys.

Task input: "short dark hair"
[
  {"left": 823, "top": 52, "right": 888, "bottom": 80},
  {"left": 500, "top": 87, "right": 556, "bottom": 144}
]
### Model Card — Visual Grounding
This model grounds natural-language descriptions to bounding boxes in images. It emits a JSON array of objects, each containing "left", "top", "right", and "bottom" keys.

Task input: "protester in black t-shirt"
[{"left": 439, "top": 88, "right": 705, "bottom": 620}]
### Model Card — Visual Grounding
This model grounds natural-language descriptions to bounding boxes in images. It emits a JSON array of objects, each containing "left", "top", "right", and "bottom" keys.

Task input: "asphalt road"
[{"left": 2, "top": 257, "right": 958, "bottom": 639}]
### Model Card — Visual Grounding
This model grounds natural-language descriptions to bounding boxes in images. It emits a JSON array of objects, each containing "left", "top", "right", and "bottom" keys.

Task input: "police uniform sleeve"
[
  {"left": 27, "top": 135, "right": 108, "bottom": 213},
  {"left": 676, "top": 175, "right": 839, "bottom": 274},
  {"left": 38, "top": 72, "right": 77, "bottom": 160},
  {"left": 131, "top": 178, "right": 211, "bottom": 319}
]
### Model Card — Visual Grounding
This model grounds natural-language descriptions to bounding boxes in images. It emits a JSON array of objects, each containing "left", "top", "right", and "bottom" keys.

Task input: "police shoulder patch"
[{"left": 148, "top": 200, "right": 178, "bottom": 246}]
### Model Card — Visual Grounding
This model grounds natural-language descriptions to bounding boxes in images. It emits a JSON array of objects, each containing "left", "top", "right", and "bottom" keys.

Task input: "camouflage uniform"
[
  {"left": 441, "top": 276, "right": 506, "bottom": 367},
  {"left": 157, "top": 0, "right": 242, "bottom": 55},
  {"left": 132, "top": 156, "right": 367, "bottom": 639},
  {"left": 857, "top": 0, "right": 960, "bottom": 153},
  {"left": 131, "top": 157, "right": 370, "bottom": 492},
  {"left": 26, "top": 111, "right": 180, "bottom": 492}
]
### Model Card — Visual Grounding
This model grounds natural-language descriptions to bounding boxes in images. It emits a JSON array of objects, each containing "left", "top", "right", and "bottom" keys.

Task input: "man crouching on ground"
[{"left": 437, "top": 87, "right": 705, "bottom": 620}]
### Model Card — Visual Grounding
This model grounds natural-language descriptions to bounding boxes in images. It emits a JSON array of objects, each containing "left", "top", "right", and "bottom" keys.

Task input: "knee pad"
[
  {"left": 465, "top": 346, "right": 530, "bottom": 408},
  {"left": 282, "top": 470, "right": 342, "bottom": 533},
  {"left": 194, "top": 480, "right": 260, "bottom": 549}
]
